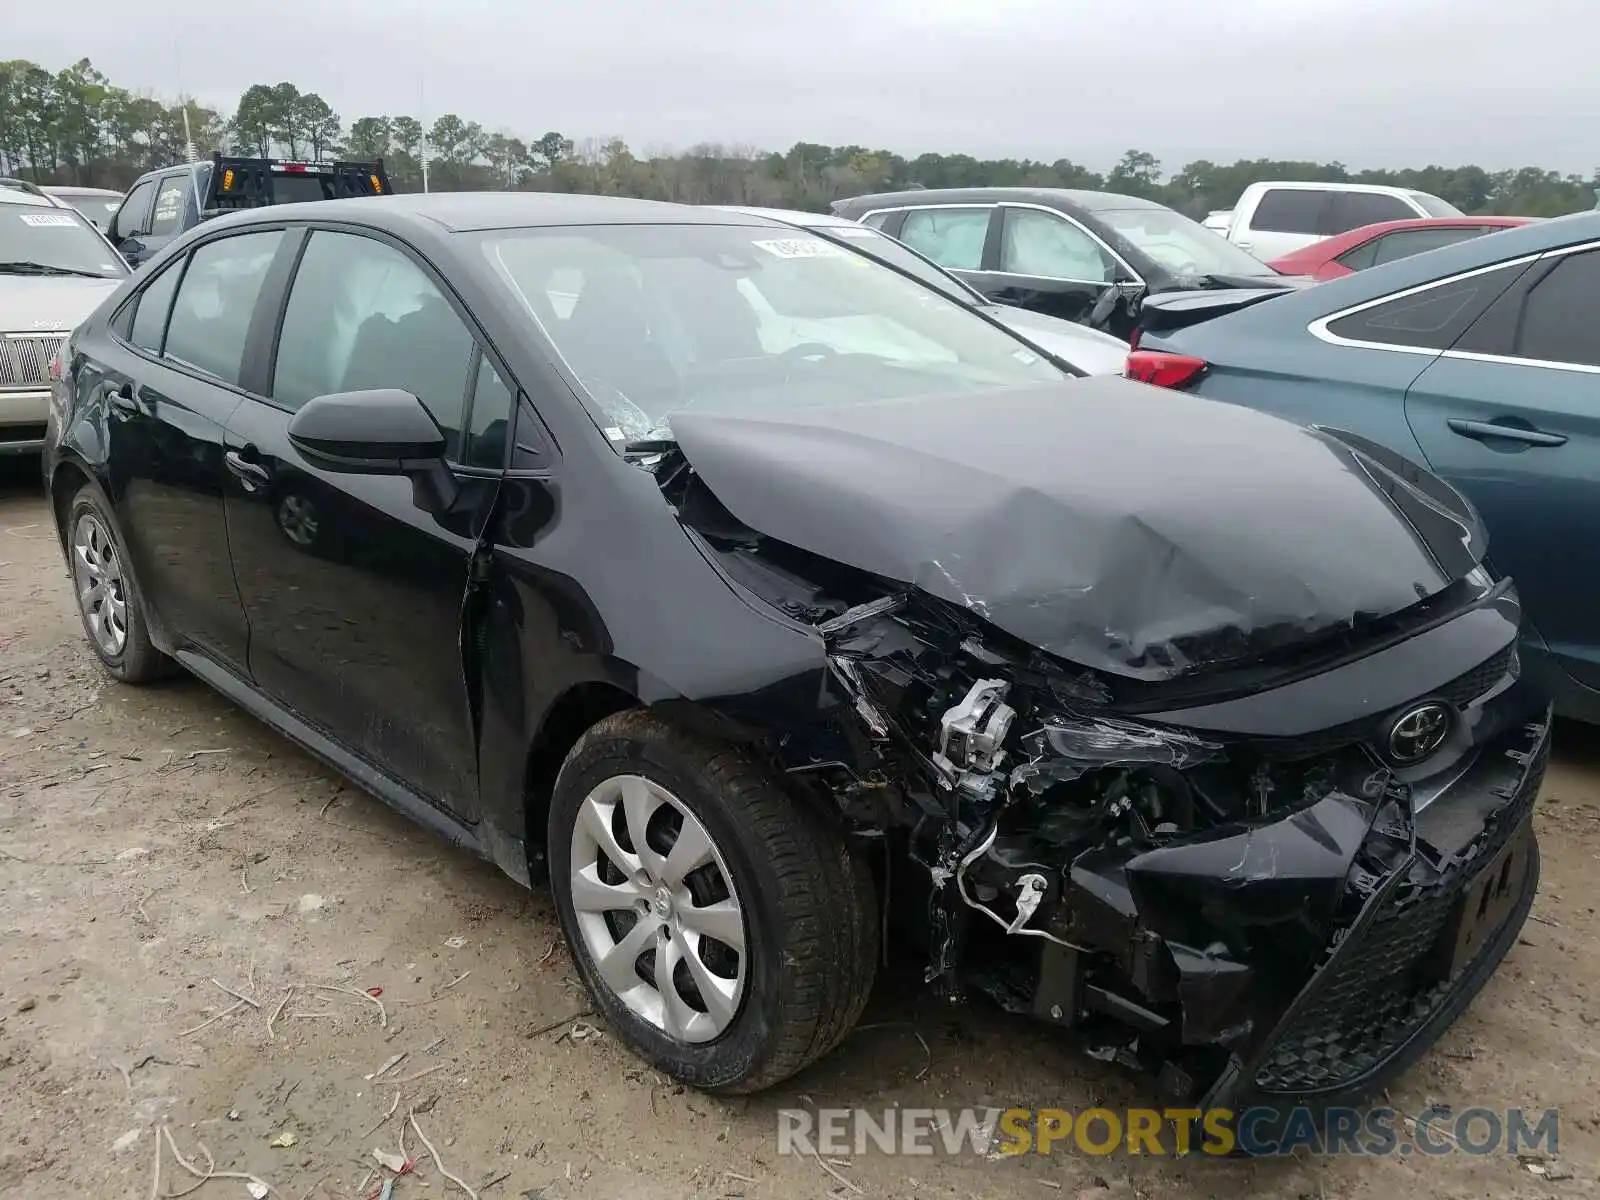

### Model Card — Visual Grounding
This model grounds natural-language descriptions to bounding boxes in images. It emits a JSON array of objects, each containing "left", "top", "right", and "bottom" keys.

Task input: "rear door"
[
  {"left": 222, "top": 225, "right": 511, "bottom": 819},
  {"left": 1325, "top": 191, "right": 1420, "bottom": 236},
  {"left": 891, "top": 204, "right": 997, "bottom": 294},
  {"left": 92, "top": 228, "right": 288, "bottom": 672},
  {"left": 1237, "top": 188, "right": 1330, "bottom": 260},
  {"left": 1404, "top": 244, "right": 1600, "bottom": 690}
]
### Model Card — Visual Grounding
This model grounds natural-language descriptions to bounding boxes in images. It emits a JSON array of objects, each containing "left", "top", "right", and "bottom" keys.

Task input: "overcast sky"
[{"left": 12, "top": 0, "right": 1596, "bottom": 173}]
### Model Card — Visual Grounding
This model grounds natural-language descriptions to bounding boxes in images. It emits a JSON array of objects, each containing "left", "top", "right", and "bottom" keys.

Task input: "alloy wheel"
[
  {"left": 568, "top": 774, "right": 747, "bottom": 1043},
  {"left": 71, "top": 512, "right": 128, "bottom": 658}
]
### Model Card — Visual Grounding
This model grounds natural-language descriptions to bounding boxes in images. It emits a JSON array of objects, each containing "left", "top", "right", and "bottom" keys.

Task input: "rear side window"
[
  {"left": 113, "top": 180, "right": 155, "bottom": 239},
  {"left": 162, "top": 230, "right": 285, "bottom": 385},
  {"left": 860, "top": 212, "right": 891, "bottom": 230},
  {"left": 127, "top": 261, "right": 182, "bottom": 353},
  {"left": 1371, "top": 226, "right": 1493, "bottom": 265},
  {"left": 1250, "top": 189, "right": 1327, "bottom": 234},
  {"left": 150, "top": 176, "right": 190, "bottom": 237},
  {"left": 1323, "top": 262, "right": 1527, "bottom": 350},
  {"left": 1513, "top": 250, "right": 1600, "bottom": 367},
  {"left": 898, "top": 208, "right": 991, "bottom": 270},
  {"left": 1326, "top": 192, "right": 1415, "bottom": 232},
  {"left": 271, "top": 230, "right": 477, "bottom": 458}
]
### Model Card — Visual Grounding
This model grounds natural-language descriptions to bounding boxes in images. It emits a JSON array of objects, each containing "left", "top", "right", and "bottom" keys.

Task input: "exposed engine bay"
[{"left": 644, "top": 386, "right": 1551, "bottom": 1111}]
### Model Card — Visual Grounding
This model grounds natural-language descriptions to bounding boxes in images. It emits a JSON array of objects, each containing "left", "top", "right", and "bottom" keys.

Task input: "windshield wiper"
[{"left": 0, "top": 261, "right": 110, "bottom": 279}]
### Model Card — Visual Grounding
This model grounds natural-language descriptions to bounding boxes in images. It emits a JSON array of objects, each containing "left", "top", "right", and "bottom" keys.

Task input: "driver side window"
[
  {"left": 271, "top": 230, "right": 477, "bottom": 460},
  {"left": 999, "top": 208, "right": 1115, "bottom": 283}
]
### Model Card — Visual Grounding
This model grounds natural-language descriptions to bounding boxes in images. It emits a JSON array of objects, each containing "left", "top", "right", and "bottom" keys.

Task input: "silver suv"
[{"left": 0, "top": 180, "right": 129, "bottom": 456}]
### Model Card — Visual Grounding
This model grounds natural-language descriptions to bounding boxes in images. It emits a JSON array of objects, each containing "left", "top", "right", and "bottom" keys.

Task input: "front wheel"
[{"left": 548, "top": 710, "right": 878, "bottom": 1093}]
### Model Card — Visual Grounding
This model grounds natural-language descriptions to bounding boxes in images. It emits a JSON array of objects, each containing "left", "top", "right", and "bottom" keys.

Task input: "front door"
[
  {"left": 97, "top": 229, "right": 287, "bottom": 672},
  {"left": 1405, "top": 245, "right": 1600, "bottom": 691},
  {"left": 222, "top": 226, "right": 512, "bottom": 818},
  {"left": 966, "top": 205, "right": 1122, "bottom": 331}
]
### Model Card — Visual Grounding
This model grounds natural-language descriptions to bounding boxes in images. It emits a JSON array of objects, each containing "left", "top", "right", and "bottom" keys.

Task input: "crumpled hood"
[
  {"left": 670, "top": 378, "right": 1486, "bottom": 681},
  {"left": 0, "top": 275, "right": 122, "bottom": 335}
]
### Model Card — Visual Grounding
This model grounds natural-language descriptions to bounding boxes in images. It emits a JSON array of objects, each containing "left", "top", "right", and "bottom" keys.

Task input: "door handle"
[
  {"left": 1447, "top": 417, "right": 1567, "bottom": 448},
  {"left": 108, "top": 383, "right": 138, "bottom": 417},
  {"left": 225, "top": 448, "right": 272, "bottom": 487}
]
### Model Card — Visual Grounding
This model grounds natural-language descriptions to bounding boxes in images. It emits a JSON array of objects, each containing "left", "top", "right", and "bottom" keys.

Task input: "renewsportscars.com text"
[{"left": 776, "top": 1105, "right": 1559, "bottom": 1158}]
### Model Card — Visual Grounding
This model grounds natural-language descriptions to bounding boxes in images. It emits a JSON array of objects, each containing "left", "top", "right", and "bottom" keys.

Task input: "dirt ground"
[{"left": 1, "top": 458, "right": 1596, "bottom": 1200}]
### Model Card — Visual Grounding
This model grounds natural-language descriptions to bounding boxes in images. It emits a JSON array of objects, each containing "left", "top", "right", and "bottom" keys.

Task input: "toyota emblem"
[{"left": 1386, "top": 702, "right": 1453, "bottom": 764}]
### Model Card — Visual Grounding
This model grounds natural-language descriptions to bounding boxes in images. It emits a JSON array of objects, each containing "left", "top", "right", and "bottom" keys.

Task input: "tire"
[
  {"left": 548, "top": 708, "right": 878, "bottom": 1093},
  {"left": 65, "top": 486, "right": 169, "bottom": 684}
]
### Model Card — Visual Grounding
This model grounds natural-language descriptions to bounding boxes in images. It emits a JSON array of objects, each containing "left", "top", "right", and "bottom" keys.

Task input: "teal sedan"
[{"left": 1130, "top": 212, "right": 1600, "bottom": 721}]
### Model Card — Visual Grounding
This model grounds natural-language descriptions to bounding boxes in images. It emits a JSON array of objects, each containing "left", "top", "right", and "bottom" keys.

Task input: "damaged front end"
[
  {"left": 811, "top": 582, "right": 1545, "bottom": 1114},
  {"left": 650, "top": 383, "right": 1551, "bottom": 1112}
]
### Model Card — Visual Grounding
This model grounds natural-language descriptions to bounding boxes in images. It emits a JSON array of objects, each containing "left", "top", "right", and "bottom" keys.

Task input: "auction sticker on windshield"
[
  {"left": 753, "top": 237, "right": 846, "bottom": 259},
  {"left": 18, "top": 213, "right": 80, "bottom": 227}
]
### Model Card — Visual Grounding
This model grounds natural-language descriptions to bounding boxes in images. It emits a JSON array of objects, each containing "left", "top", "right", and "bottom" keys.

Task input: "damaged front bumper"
[{"left": 992, "top": 691, "right": 1549, "bottom": 1113}]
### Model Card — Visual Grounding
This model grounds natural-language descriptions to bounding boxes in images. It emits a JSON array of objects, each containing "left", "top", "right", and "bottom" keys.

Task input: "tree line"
[{"left": 2, "top": 57, "right": 1596, "bottom": 218}]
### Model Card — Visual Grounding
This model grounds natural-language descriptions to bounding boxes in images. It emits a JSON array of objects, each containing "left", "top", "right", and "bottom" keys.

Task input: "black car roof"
[
  {"left": 214, "top": 191, "right": 789, "bottom": 234},
  {"left": 834, "top": 187, "right": 1169, "bottom": 215}
]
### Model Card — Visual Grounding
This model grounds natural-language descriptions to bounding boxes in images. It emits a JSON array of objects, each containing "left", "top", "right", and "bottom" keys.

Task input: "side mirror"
[
  {"left": 288, "top": 388, "right": 446, "bottom": 471},
  {"left": 288, "top": 389, "right": 458, "bottom": 514}
]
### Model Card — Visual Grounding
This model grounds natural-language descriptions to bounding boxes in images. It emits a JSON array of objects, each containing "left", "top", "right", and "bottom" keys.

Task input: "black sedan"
[
  {"left": 831, "top": 186, "right": 1305, "bottom": 339},
  {"left": 43, "top": 192, "right": 1547, "bottom": 1120}
]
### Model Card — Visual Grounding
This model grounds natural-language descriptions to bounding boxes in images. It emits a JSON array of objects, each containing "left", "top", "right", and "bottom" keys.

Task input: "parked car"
[
  {"left": 714, "top": 205, "right": 1128, "bottom": 373},
  {"left": 1267, "top": 216, "right": 1536, "bottom": 279},
  {"left": 41, "top": 185, "right": 124, "bottom": 234},
  {"left": 1127, "top": 212, "right": 1600, "bottom": 724},
  {"left": 0, "top": 180, "right": 128, "bottom": 456},
  {"left": 1217, "top": 181, "right": 1462, "bottom": 261},
  {"left": 45, "top": 193, "right": 1546, "bottom": 1119},
  {"left": 830, "top": 187, "right": 1301, "bottom": 340},
  {"left": 109, "top": 152, "right": 390, "bottom": 268}
]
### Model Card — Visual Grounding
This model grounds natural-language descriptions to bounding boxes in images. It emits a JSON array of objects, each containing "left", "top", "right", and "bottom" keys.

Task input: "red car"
[{"left": 1267, "top": 216, "right": 1535, "bottom": 280}]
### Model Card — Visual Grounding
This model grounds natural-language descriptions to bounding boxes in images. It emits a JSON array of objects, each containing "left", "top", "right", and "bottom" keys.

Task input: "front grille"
[
  {"left": 1252, "top": 740, "right": 1545, "bottom": 1095},
  {"left": 0, "top": 334, "right": 65, "bottom": 389},
  {"left": 1255, "top": 642, "right": 1517, "bottom": 762}
]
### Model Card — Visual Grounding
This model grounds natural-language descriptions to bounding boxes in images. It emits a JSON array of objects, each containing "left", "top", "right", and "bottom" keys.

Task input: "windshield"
[
  {"left": 1095, "top": 207, "right": 1280, "bottom": 279},
  {"left": 0, "top": 205, "right": 126, "bottom": 278},
  {"left": 804, "top": 224, "right": 982, "bottom": 306},
  {"left": 1410, "top": 192, "right": 1464, "bottom": 218},
  {"left": 479, "top": 223, "right": 1063, "bottom": 443}
]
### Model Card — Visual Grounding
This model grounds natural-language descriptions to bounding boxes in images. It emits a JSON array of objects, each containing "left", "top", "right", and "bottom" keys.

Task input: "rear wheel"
[
  {"left": 548, "top": 709, "right": 878, "bottom": 1093},
  {"left": 67, "top": 487, "right": 168, "bottom": 683}
]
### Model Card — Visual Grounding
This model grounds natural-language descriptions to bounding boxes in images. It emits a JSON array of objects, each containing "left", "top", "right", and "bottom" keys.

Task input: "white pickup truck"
[{"left": 1205, "top": 182, "right": 1461, "bottom": 262}]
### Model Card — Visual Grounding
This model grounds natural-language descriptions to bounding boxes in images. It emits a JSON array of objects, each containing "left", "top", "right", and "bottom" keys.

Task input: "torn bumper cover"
[{"left": 658, "top": 379, "right": 1549, "bottom": 1109}]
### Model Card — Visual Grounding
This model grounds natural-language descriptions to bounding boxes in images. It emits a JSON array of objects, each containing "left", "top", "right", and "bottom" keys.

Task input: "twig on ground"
[
  {"left": 360, "top": 1090, "right": 402, "bottom": 1139},
  {"left": 267, "top": 987, "right": 294, "bottom": 1040},
  {"left": 294, "top": 1177, "right": 327, "bottom": 1200},
  {"left": 319, "top": 792, "right": 342, "bottom": 817},
  {"left": 291, "top": 1011, "right": 338, "bottom": 1020},
  {"left": 178, "top": 998, "right": 245, "bottom": 1038},
  {"left": 369, "top": 1052, "right": 407, "bottom": 1080},
  {"left": 526, "top": 1009, "right": 593, "bottom": 1038},
  {"left": 148, "top": 1126, "right": 162, "bottom": 1200},
  {"left": 307, "top": 982, "right": 387, "bottom": 1027},
  {"left": 240, "top": 863, "right": 252, "bottom": 894},
  {"left": 806, "top": 1144, "right": 862, "bottom": 1195},
  {"left": 409, "top": 1110, "right": 478, "bottom": 1200},
  {"left": 211, "top": 978, "right": 260, "bottom": 1009},
  {"left": 135, "top": 890, "right": 156, "bottom": 923},
  {"left": 538, "top": 937, "right": 561, "bottom": 965},
  {"left": 184, "top": 748, "right": 231, "bottom": 760},
  {"left": 440, "top": 970, "right": 471, "bottom": 992},
  {"left": 161, "top": 1125, "right": 271, "bottom": 1195},
  {"left": 481, "top": 1170, "right": 512, "bottom": 1191},
  {"left": 389, "top": 1063, "right": 447, "bottom": 1086}
]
